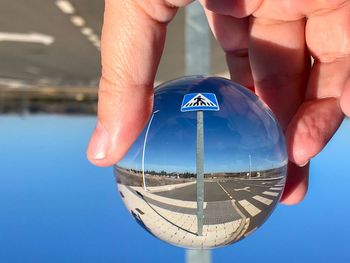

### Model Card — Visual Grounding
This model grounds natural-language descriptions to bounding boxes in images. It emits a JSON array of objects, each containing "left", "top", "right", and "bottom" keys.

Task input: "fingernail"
[
  {"left": 298, "top": 161, "right": 309, "bottom": 167},
  {"left": 92, "top": 120, "right": 109, "bottom": 160}
]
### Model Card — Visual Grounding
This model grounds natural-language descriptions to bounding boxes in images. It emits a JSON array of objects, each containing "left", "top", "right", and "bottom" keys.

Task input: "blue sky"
[
  {"left": 119, "top": 77, "right": 287, "bottom": 173},
  {"left": 1, "top": 114, "right": 350, "bottom": 263}
]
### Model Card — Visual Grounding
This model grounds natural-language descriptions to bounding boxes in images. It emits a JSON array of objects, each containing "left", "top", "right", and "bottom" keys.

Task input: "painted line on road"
[
  {"left": 270, "top": 187, "right": 283, "bottom": 191},
  {"left": 238, "top": 200, "right": 261, "bottom": 217},
  {"left": 55, "top": 0, "right": 75, "bottom": 14},
  {"left": 234, "top": 186, "right": 250, "bottom": 192},
  {"left": 71, "top": 15, "right": 85, "bottom": 27},
  {"left": 253, "top": 195, "right": 273, "bottom": 205},
  {"left": 262, "top": 191, "right": 279, "bottom": 197},
  {"left": 81, "top": 27, "right": 93, "bottom": 35},
  {"left": 0, "top": 32, "right": 54, "bottom": 45},
  {"left": 240, "top": 182, "right": 274, "bottom": 188},
  {"left": 217, "top": 182, "right": 233, "bottom": 199},
  {"left": 55, "top": 1, "right": 100, "bottom": 51}
]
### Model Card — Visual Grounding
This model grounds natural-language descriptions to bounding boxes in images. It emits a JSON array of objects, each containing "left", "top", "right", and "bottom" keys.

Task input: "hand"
[{"left": 86, "top": 0, "right": 350, "bottom": 205}]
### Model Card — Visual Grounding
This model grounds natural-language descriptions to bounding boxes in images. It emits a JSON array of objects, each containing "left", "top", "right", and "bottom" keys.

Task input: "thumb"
[
  {"left": 87, "top": 78, "right": 154, "bottom": 166},
  {"left": 87, "top": 0, "right": 177, "bottom": 166}
]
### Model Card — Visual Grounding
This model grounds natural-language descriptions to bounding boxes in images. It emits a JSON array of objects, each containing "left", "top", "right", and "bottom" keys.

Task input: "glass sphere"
[{"left": 114, "top": 76, "right": 287, "bottom": 249}]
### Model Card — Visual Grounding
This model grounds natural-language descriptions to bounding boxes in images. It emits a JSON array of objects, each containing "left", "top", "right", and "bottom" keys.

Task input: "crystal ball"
[{"left": 114, "top": 76, "right": 287, "bottom": 249}]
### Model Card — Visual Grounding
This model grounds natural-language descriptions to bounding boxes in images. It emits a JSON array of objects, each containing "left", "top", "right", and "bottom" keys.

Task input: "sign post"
[
  {"left": 181, "top": 93, "right": 219, "bottom": 236},
  {"left": 185, "top": 1, "right": 212, "bottom": 261},
  {"left": 196, "top": 110, "right": 204, "bottom": 235}
]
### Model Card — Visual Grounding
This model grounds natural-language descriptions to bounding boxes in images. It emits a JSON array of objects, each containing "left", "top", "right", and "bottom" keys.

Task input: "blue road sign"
[{"left": 181, "top": 93, "right": 219, "bottom": 112}]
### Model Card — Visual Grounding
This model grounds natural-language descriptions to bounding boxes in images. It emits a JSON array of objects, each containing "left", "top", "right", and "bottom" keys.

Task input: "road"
[
  {"left": 0, "top": 1, "right": 227, "bottom": 88},
  {"left": 155, "top": 178, "right": 285, "bottom": 236},
  {"left": 156, "top": 178, "right": 283, "bottom": 202}
]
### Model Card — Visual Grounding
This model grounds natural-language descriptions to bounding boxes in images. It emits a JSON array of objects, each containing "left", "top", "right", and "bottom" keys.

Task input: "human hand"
[{"left": 86, "top": 0, "right": 350, "bottom": 205}]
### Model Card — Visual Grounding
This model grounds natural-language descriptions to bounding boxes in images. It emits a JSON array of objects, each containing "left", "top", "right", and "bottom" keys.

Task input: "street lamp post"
[{"left": 249, "top": 154, "right": 252, "bottom": 179}]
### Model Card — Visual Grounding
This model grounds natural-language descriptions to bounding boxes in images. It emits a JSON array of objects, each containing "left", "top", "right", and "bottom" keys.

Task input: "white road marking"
[
  {"left": 270, "top": 187, "right": 283, "bottom": 191},
  {"left": 262, "top": 191, "right": 279, "bottom": 197},
  {"left": 275, "top": 184, "right": 284, "bottom": 187},
  {"left": 234, "top": 186, "right": 250, "bottom": 192},
  {"left": 0, "top": 32, "right": 54, "bottom": 45},
  {"left": 88, "top": 34, "right": 99, "bottom": 42},
  {"left": 253, "top": 195, "right": 273, "bottom": 205},
  {"left": 217, "top": 182, "right": 233, "bottom": 199},
  {"left": 55, "top": 0, "right": 100, "bottom": 51},
  {"left": 92, "top": 42, "right": 101, "bottom": 50},
  {"left": 81, "top": 27, "right": 93, "bottom": 36},
  {"left": 71, "top": 15, "right": 85, "bottom": 27},
  {"left": 0, "top": 78, "right": 30, "bottom": 88},
  {"left": 55, "top": 0, "right": 75, "bottom": 14},
  {"left": 238, "top": 200, "right": 261, "bottom": 217}
]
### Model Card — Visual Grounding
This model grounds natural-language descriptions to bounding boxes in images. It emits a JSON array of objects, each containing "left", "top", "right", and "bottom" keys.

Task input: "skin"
[{"left": 86, "top": 0, "right": 350, "bottom": 205}]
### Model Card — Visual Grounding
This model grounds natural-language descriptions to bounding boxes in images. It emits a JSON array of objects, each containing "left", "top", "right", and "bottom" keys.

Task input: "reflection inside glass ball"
[{"left": 114, "top": 76, "right": 287, "bottom": 249}]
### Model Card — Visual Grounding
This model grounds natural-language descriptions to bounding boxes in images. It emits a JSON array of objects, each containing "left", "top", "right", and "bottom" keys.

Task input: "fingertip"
[
  {"left": 86, "top": 119, "right": 124, "bottom": 167},
  {"left": 87, "top": 156, "right": 119, "bottom": 167},
  {"left": 285, "top": 115, "right": 310, "bottom": 166},
  {"left": 280, "top": 194, "right": 306, "bottom": 206},
  {"left": 340, "top": 79, "right": 350, "bottom": 117},
  {"left": 280, "top": 183, "right": 307, "bottom": 205},
  {"left": 86, "top": 120, "right": 109, "bottom": 164},
  {"left": 280, "top": 162, "right": 309, "bottom": 205},
  {"left": 86, "top": 140, "right": 123, "bottom": 167},
  {"left": 286, "top": 98, "right": 344, "bottom": 166},
  {"left": 287, "top": 138, "right": 310, "bottom": 167}
]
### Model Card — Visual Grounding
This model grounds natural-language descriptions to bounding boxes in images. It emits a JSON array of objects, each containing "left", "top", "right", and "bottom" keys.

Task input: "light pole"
[
  {"left": 249, "top": 154, "right": 252, "bottom": 179},
  {"left": 142, "top": 110, "right": 160, "bottom": 191}
]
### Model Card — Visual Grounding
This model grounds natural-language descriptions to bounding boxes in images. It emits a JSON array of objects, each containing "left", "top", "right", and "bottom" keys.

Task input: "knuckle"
[{"left": 98, "top": 76, "right": 123, "bottom": 101}]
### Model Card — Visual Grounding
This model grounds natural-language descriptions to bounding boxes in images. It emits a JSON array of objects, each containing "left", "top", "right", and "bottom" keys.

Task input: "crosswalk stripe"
[
  {"left": 253, "top": 195, "right": 273, "bottom": 205},
  {"left": 262, "top": 191, "right": 279, "bottom": 197},
  {"left": 238, "top": 200, "right": 261, "bottom": 217},
  {"left": 270, "top": 187, "right": 283, "bottom": 191}
]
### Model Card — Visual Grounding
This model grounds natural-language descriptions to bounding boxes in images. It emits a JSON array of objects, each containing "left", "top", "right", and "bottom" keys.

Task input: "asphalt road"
[
  {"left": 0, "top": 0, "right": 102, "bottom": 87},
  {"left": 156, "top": 179, "right": 283, "bottom": 202},
  {"left": 0, "top": 1, "right": 226, "bottom": 88},
  {"left": 155, "top": 178, "right": 285, "bottom": 235}
]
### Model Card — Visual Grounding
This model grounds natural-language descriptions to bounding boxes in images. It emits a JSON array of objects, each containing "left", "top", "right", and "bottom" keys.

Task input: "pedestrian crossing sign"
[{"left": 181, "top": 93, "right": 219, "bottom": 112}]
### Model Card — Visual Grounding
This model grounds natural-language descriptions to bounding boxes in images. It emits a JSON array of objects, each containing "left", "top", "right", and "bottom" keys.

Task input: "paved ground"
[
  {"left": 0, "top": 1, "right": 227, "bottom": 88},
  {"left": 116, "top": 170, "right": 286, "bottom": 248},
  {"left": 118, "top": 184, "right": 247, "bottom": 248},
  {"left": 155, "top": 178, "right": 285, "bottom": 235}
]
